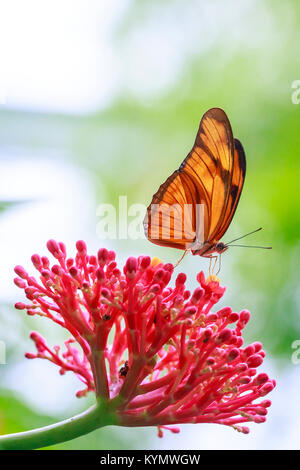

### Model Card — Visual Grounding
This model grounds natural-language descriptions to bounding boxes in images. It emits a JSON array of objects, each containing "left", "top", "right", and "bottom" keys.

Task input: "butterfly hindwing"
[
  {"left": 144, "top": 171, "right": 197, "bottom": 249},
  {"left": 212, "top": 138, "right": 246, "bottom": 241}
]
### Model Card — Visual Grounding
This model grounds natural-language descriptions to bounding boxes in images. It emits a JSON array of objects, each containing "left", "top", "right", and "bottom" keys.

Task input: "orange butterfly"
[{"left": 143, "top": 107, "right": 246, "bottom": 259}]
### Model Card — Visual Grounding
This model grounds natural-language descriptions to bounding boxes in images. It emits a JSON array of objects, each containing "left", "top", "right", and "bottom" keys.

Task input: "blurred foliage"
[
  {"left": 0, "top": 0, "right": 299, "bottom": 449},
  {"left": 0, "top": 390, "right": 135, "bottom": 450},
  {"left": 0, "top": 200, "right": 26, "bottom": 215},
  {"left": 0, "top": 390, "right": 54, "bottom": 435}
]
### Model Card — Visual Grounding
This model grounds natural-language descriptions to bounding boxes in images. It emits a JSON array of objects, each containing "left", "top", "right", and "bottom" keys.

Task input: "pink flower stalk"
[{"left": 14, "top": 240, "right": 275, "bottom": 436}]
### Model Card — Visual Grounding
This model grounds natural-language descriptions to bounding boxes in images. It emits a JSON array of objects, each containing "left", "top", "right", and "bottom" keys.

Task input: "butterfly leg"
[
  {"left": 174, "top": 249, "right": 189, "bottom": 268},
  {"left": 209, "top": 256, "right": 218, "bottom": 276},
  {"left": 215, "top": 255, "right": 222, "bottom": 276},
  {"left": 212, "top": 256, "right": 218, "bottom": 275}
]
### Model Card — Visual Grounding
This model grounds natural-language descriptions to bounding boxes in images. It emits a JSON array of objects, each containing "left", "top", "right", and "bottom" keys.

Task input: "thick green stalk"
[{"left": 0, "top": 399, "right": 116, "bottom": 450}]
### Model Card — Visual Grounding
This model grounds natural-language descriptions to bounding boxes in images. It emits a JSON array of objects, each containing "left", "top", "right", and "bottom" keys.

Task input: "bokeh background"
[{"left": 0, "top": 0, "right": 299, "bottom": 450}]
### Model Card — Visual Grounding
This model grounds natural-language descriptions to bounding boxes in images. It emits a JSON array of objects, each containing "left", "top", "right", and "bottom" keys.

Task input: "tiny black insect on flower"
[
  {"left": 119, "top": 360, "right": 129, "bottom": 377},
  {"left": 102, "top": 313, "right": 111, "bottom": 321}
]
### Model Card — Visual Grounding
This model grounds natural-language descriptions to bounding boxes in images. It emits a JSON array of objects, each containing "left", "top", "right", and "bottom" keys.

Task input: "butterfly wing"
[
  {"left": 181, "top": 108, "right": 246, "bottom": 242},
  {"left": 144, "top": 108, "right": 246, "bottom": 251},
  {"left": 210, "top": 138, "right": 246, "bottom": 241},
  {"left": 143, "top": 170, "right": 198, "bottom": 249}
]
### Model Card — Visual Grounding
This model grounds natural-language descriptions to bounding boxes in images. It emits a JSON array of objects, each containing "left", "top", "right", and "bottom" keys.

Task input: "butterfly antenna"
[
  {"left": 229, "top": 245, "right": 272, "bottom": 249},
  {"left": 226, "top": 227, "right": 263, "bottom": 245}
]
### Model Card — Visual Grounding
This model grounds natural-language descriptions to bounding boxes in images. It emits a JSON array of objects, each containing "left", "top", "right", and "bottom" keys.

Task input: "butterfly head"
[{"left": 215, "top": 242, "right": 228, "bottom": 254}]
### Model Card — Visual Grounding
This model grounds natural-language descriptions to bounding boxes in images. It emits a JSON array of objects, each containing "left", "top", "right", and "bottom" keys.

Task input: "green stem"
[{"left": 0, "top": 399, "right": 116, "bottom": 450}]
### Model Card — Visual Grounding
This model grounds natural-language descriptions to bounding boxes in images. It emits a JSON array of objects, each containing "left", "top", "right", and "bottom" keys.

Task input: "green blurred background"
[{"left": 0, "top": 0, "right": 299, "bottom": 449}]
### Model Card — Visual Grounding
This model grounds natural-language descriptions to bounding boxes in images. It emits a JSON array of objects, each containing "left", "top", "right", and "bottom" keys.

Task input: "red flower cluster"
[{"left": 14, "top": 240, "right": 275, "bottom": 436}]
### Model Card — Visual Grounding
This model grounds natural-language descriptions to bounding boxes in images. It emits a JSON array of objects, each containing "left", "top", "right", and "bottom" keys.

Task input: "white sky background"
[
  {"left": 0, "top": 0, "right": 298, "bottom": 450},
  {"left": 0, "top": 0, "right": 280, "bottom": 113},
  {"left": 0, "top": 0, "right": 129, "bottom": 113}
]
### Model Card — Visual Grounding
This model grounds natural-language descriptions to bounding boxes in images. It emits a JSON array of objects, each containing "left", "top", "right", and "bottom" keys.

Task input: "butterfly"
[{"left": 143, "top": 107, "right": 246, "bottom": 258}]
